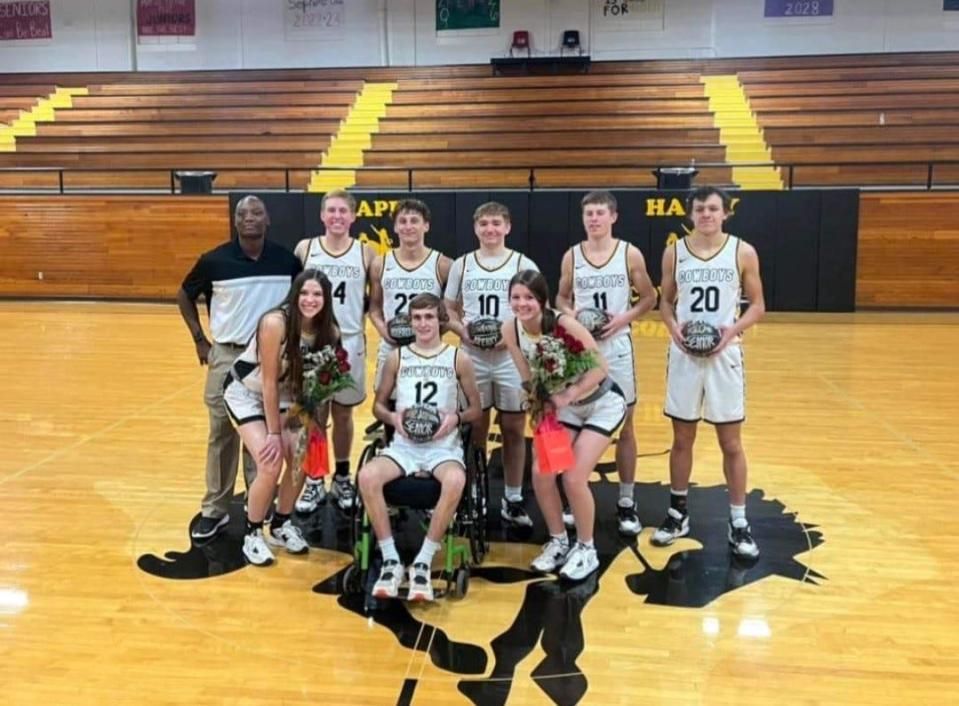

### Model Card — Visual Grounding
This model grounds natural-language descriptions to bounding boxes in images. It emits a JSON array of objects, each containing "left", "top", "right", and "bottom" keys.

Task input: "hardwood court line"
[
  {"left": 0, "top": 381, "right": 197, "bottom": 488},
  {"left": 816, "top": 372, "right": 959, "bottom": 481}
]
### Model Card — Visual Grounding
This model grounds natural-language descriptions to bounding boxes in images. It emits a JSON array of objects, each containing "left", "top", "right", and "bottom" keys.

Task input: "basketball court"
[{"left": 2, "top": 302, "right": 956, "bottom": 705}]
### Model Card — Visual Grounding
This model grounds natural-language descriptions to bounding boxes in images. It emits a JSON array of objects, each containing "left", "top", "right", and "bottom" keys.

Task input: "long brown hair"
[
  {"left": 509, "top": 269, "right": 557, "bottom": 334},
  {"left": 265, "top": 269, "right": 339, "bottom": 400}
]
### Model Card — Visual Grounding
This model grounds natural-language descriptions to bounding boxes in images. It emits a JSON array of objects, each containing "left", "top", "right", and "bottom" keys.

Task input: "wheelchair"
[{"left": 343, "top": 419, "right": 489, "bottom": 602}]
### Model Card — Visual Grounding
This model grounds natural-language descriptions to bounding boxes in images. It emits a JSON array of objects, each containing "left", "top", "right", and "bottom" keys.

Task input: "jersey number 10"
[{"left": 478, "top": 294, "right": 500, "bottom": 318}]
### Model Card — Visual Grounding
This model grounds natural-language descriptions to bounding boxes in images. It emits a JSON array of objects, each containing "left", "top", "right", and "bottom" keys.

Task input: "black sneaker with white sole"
[
  {"left": 191, "top": 514, "right": 230, "bottom": 540},
  {"left": 650, "top": 508, "right": 690, "bottom": 547},
  {"left": 728, "top": 520, "right": 760, "bottom": 559},
  {"left": 616, "top": 500, "right": 642, "bottom": 536},
  {"left": 501, "top": 498, "right": 533, "bottom": 527}
]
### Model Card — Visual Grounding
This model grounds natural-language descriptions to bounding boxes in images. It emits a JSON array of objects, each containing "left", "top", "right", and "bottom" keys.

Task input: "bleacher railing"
[{"left": 0, "top": 162, "right": 957, "bottom": 193}]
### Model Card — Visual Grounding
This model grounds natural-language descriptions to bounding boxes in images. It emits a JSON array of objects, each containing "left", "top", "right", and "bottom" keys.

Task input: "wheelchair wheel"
[
  {"left": 467, "top": 447, "right": 489, "bottom": 565},
  {"left": 342, "top": 564, "right": 363, "bottom": 595},
  {"left": 451, "top": 566, "right": 469, "bottom": 599},
  {"left": 357, "top": 436, "right": 385, "bottom": 467}
]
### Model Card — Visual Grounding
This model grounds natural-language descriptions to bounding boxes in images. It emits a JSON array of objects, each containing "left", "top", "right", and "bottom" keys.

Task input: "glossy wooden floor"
[{"left": 1, "top": 303, "right": 958, "bottom": 705}]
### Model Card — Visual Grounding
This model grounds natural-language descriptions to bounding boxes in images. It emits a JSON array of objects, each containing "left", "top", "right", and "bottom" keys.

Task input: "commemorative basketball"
[
  {"left": 575, "top": 307, "right": 611, "bottom": 336},
  {"left": 401, "top": 404, "right": 442, "bottom": 442},
  {"left": 682, "top": 320, "right": 722, "bottom": 356},
  {"left": 467, "top": 317, "right": 502, "bottom": 349},
  {"left": 386, "top": 314, "right": 415, "bottom": 346}
]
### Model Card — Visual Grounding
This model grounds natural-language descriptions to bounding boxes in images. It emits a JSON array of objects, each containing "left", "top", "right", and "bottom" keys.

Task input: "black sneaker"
[
  {"left": 650, "top": 508, "right": 690, "bottom": 546},
  {"left": 330, "top": 475, "right": 356, "bottom": 511},
  {"left": 616, "top": 500, "right": 642, "bottom": 536},
  {"left": 191, "top": 514, "right": 230, "bottom": 540},
  {"left": 500, "top": 498, "right": 533, "bottom": 527},
  {"left": 728, "top": 520, "right": 760, "bottom": 559}
]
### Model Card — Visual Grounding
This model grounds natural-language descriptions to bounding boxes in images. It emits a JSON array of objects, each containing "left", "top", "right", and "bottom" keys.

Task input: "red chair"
[{"left": 510, "top": 30, "right": 530, "bottom": 57}]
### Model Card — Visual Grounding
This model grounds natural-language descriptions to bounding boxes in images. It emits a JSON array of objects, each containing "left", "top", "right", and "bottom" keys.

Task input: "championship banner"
[
  {"left": 436, "top": 0, "right": 500, "bottom": 31},
  {"left": 0, "top": 1, "right": 51, "bottom": 41},
  {"left": 285, "top": 0, "right": 345, "bottom": 39},
  {"left": 137, "top": 0, "right": 195, "bottom": 37},
  {"left": 591, "top": 0, "right": 665, "bottom": 30}
]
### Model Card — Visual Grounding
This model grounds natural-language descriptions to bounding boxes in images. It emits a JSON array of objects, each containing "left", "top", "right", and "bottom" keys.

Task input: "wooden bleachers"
[
  {"left": 0, "top": 79, "right": 352, "bottom": 191},
  {"left": 736, "top": 64, "right": 959, "bottom": 187},
  {"left": 0, "top": 52, "right": 958, "bottom": 191}
]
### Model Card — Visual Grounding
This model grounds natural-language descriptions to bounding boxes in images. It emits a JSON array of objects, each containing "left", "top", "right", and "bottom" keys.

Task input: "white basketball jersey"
[
  {"left": 674, "top": 235, "right": 741, "bottom": 330},
  {"left": 460, "top": 249, "right": 524, "bottom": 324},
  {"left": 303, "top": 237, "right": 366, "bottom": 337},
  {"left": 395, "top": 345, "right": 460, "bottom": 449},
  {"left": 572, "top": 239, "right": 632, "bottom": 341},
  {"left": 382, "top": 249, "right": 443, "bottom": 322}
]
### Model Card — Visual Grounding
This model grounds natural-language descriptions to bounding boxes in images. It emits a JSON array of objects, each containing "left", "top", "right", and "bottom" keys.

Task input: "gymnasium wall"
[
  {"left": 2, "top": 0, "right": 958, "bottom": 73},
  {"left": 3, "top": 192, "right": 952, "bottom": 309}
]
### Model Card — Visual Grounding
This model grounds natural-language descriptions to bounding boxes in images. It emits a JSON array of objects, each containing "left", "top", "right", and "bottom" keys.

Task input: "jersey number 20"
[{"left": 690, "top": 286, "right": 719, "bottom": 313}]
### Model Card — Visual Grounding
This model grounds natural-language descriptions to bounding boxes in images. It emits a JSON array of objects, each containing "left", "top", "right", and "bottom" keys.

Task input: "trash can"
[
  {"left": 174, "top": 171, "right": 217, "bottom": 194},
  {"left": 653, "top": 167, "right": 698, "bottom": 190}
]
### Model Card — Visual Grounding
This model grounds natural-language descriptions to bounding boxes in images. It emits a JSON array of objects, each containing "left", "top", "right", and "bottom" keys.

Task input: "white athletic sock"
[
  {"left": 579, "top": 538, "right": 595, "bottom": 550},
  {"left": 413, "top": 538, "right": 443, "bottom": 568},
  {"left": 618, "top": 482, "right": 635, "bottom": 507},
  {"left": 730, "top": 504, "right": 747, "bottom": 527},
  {"left": 378, "top": 537, "right": 400, "bottom": 564},
  {"left": 551, "top": 531, "right": 569, "bottom": 545},
  {"left": 504, "top": 485, "right": 523, "bottom": 503}
]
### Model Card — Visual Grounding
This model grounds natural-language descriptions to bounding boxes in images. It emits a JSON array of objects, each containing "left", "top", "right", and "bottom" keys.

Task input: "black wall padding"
[{"left": 228, "top": 189, "right": 859, "bottom": 312}]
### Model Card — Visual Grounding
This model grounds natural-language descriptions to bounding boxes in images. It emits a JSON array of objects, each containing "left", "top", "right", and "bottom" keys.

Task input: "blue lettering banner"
[{"left": 764, "top": 0, "right": 834, "bottom": 17}]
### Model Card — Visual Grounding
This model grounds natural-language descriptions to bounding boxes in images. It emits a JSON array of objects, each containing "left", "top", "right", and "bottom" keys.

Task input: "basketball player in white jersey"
[
  {"left": 651, "top": 186, "right": 766, "bottom": 559},
  {"left": 444, "top": 202, "right": 540, "bottom": 529},
  {"left": 293, "top": 190, "right": 374, "bottom": 512},
  {"left": 556, "top": 191, "right": 656, "bottom": 536},
  {"left": 358, "top": 294, "right": 481, "bottom": 602},
  {"left": 369, "top": 198, "right": 452, "bottom": 389}
]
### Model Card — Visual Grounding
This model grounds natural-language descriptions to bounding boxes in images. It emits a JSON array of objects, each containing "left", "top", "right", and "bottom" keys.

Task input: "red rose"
[
  {"left": 570, "top": 339, "right": 585, "bottom": 354},
  {"left": 338, "top": 361, "right": 350, "bottom": 373},
  {"left": 544, "top": 359, "right": 557, "bottom": 372},
  {"left": 335, "top": 348, "right": 348, "bottom": 361},
  {"left": 554, "top": 324, "right": 568, "bottom": 338},
  {"left": 319, "top": 371, "right": 332, "bottom": 384}
]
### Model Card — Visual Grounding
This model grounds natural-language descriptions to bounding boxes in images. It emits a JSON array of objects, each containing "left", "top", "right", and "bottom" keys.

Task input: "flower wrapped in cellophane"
[
  {"left": 287, "top": 345, "right": 354, "bottom": 483},
  {"left": 525, "top": 324, "right": 597, "bottom": 425}
]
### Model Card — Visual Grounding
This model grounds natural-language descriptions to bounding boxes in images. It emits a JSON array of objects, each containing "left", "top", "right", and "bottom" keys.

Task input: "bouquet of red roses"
[
  {"left": 526, "top": 323, "right": 597, "bottom": 424},
  {"left": 288, "top": 345, "right": 354, "bottom": 482}
]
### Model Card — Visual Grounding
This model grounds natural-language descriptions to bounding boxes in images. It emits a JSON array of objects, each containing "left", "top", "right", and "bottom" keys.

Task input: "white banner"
[
  {"left": 591, "top": 0, "right": 665, "bottom": 30},
  {"left": 285, "top": 0, "right": 344, "bottom": 39}
]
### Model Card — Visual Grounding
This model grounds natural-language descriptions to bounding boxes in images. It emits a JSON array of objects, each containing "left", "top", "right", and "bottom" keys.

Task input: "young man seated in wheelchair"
[{"left": 358, "top": 293, "right": 481, "bottom": 601}]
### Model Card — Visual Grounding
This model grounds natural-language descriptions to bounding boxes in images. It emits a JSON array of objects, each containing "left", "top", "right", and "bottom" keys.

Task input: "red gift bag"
[
  {"left": 303, "top": 425, "right": 330, "bottom": 479},
  {"left": 533, "top": 414, "right": 575, "bottom": 474}
]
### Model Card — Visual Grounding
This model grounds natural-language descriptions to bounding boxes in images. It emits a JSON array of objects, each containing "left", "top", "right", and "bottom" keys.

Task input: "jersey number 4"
[{"left": 332, "top": 281, "right": 347, "bottom": 305}]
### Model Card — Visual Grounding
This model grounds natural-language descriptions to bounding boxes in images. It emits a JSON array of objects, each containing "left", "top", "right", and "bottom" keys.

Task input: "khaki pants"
[{"left": 201, "top": 342, "right": 257, "bottom": 518}]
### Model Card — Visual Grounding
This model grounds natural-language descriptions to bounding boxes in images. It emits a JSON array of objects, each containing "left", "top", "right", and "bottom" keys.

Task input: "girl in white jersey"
[
  {"left": 223, "top": 269, "right": 341, "bottom": 566},
  {"left": 653, "top": 187, "right": 766, "bottom": 560},
  {"left": 502, "top": 270, "right": 626, "bottom": 582}
]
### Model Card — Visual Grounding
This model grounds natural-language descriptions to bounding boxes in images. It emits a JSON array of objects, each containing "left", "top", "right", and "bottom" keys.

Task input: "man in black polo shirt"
[{"left": 177, "top": 195, "right": 302, "bottom": 540}]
